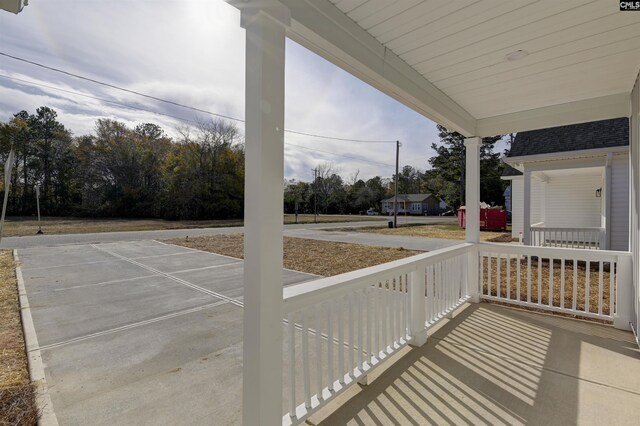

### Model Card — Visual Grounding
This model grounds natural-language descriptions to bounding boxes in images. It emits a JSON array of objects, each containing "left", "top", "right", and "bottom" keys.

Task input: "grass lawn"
[
  {"left": 0, "top": 250, "right": 38, "bottom": 425},
  {"left": 164, "top": 234, "right": 422, "bottom": 277},
  {"left": 342, "top": 222, "right": 514, "bottom": 242},
  {"left": 0, "top": 215, "right": 382, "bottom": 238}
]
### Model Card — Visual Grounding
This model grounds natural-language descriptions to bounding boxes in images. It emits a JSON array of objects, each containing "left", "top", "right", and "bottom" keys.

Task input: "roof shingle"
[{"left": 507, "top": 118, "right": 628, "bottom": 158}]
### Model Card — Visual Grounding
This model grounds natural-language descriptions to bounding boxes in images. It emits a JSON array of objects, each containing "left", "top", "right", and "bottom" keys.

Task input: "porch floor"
[{"left": 311, "top": 303, "right": 640, "bottom": 426}]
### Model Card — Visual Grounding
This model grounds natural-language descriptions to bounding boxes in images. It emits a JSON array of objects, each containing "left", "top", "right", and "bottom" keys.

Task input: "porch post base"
[
  {"left": 613, "top": 316, "right": 632, "bottom": 331},
  {"left": 409, "top": 330, "right": 428, "bottom": 347}
]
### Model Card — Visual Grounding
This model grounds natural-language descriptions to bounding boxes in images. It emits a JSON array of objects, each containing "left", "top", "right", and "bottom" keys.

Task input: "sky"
[{"left": 0, "top": 0, "right": 503, "bottom": 182}]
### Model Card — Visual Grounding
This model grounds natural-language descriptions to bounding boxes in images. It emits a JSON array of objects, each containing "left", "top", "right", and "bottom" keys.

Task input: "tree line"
[
  {"left": 284, "top": 126, "right": 507, "bottom": 214},
  {"left": 0, "top": 106, "right": 244, "bottom": 219},
  {"left": 0, "top": 106, "right": 506, "bottom": 220}
]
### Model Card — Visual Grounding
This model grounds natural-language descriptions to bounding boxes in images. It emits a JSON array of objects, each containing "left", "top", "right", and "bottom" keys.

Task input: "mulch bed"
[
  {"left": 482, "top": 257, "right": 613, "bottom": 317},
  {"left": 164, "top": 234, "right": 423, "bottom": 277}
]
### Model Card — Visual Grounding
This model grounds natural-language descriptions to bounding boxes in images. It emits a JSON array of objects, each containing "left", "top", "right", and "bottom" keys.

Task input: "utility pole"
[
  {"left": 394, "top": 140, "right": 400, "bottom": 228},
  {"left": 35, "top": 184, "right": 43, "bottom": 234},
  {"left": 313, "top": 167, "right": 318, "bottom": 224}
]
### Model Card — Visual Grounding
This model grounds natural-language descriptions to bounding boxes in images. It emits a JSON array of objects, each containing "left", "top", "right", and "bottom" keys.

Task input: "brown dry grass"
[
  {"left": 164, "top": 234, "right": 423, "bottom": 277},
  {"left": 0, "top": 250, "right": 38, "bottom": 426},
  {"left": 483, "top": 257, "right": 613, "bottom": 318},
  {"left": 1, "top": 215, "right": 381, "bottom": 237},
  {"left": 341, "top": 222, "right": 515, "bottom": 242}
]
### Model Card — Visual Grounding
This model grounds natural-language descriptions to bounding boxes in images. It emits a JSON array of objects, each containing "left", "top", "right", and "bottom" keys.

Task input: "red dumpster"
[{"left": 458, "top": 206, "right": 507, "bottom": 231}]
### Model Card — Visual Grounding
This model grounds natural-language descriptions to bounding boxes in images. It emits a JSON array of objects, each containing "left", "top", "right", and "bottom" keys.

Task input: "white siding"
[
  {"left": 544, "top": 173, "right": 602, "bottom": 228},
  {"left": 510, "top": 177, "right": 543, "bottom": 238},
  {"left": 610, "top": 153, "right": 630, "bottom": 251}
]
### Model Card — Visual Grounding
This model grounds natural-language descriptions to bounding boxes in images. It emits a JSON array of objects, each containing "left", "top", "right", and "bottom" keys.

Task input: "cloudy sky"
[{"left": 0, "top": 0, "right": 493, "bottom": 181}]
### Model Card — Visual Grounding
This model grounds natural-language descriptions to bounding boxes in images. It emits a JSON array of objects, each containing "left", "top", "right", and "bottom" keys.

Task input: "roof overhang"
[
  {"left": 0, "top": 0, "right": 28, "bottom": 14},
  {"left": 505, "top": 145, "right": 629, "bottom": 166},
  {"left": 229, "top": 0, "right": 640, "bottom": 137},
  {"left": 280, "top": 0, "right": 477, "bottom": 136}
]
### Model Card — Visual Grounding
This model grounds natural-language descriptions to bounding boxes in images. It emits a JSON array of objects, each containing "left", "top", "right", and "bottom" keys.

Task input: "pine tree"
[{"left": 426, "top": 125, "right": 505, "bottom": 208}]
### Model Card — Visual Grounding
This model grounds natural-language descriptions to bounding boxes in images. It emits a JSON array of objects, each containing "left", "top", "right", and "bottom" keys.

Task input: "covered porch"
[
  {"left": 310, "top": 302, "right": 640, "bottom": 425},
  {"left": 228, "top": 1, "right": 640, "bottom": 424}
]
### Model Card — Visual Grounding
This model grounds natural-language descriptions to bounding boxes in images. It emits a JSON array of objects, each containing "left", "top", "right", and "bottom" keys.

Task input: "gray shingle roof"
[
  {"left": 381, "top": 194, "right": 433, "bottom": 203},
  {"left": 501, "top": 164, "right": 522, "bottom": 177},
  {"left": 507, "top": 118, "right": 628, "bottom": 158}
]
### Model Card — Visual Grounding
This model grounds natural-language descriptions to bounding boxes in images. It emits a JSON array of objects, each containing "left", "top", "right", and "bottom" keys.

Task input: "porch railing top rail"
[
  {"left": 530, "top": 225, "right": 605, "bottom": 232},
  {"left": 283, "top": 243, "right": 473, "bottom": 314},
  {"left": 479, "top": 242, "right": 628, "bottom": 261}
]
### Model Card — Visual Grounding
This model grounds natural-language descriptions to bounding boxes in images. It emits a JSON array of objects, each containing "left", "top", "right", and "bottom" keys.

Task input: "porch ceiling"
[{"left": 272, "top": 0, "right": 640, "bottom": 136}]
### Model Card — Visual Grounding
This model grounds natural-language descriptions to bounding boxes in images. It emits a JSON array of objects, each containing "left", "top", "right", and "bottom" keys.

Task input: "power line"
[
  {"left": 0, "top": 74, "right": 200, "bottom": 125},
  {"left": 0, "top": 51, "right": 397, "bottom": 144},
  {"left": 285, "top": 129, "right": 394, "bottom": 143},
  {"left": 0, "top": 73, "right": 396, "bottom": 168},
  {"left": 0, "top": 52, "right": 243, "bottom": 123},
  {"left": 286, "top": 143, "right": 394, "bottom": 168}
]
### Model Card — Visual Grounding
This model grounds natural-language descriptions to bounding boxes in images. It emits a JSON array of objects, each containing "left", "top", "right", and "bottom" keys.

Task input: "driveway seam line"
[
  {"left": 51, "top": 274, "right": 158, "bottom": 292},
  {"left": 169, "top": 262, "right": 244, "bottom": 275},
  {"left": 90, "top": 244, "right": 245, "bottom": 307},
  {"left": 32, "top": 299, "right": 230, "bottom": 352}
]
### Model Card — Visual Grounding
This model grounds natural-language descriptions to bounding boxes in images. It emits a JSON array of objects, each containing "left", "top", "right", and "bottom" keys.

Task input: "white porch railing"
[
  {"left": 478, "top": 243, "right": 632, "bottom": 323},
  {"left": 281, "top": 242, "right": 633, "bottom": 425},
  {"left": 530, "top": 224, "right": 605, "bottom": 250},
  {"left": 282, "top": 243, "right": 473, "bottom": 425}
]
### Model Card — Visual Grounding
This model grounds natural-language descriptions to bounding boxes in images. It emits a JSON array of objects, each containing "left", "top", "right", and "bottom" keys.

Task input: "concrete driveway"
[{"left": 18, "top": 240, "right": 315, "bottom": 425}]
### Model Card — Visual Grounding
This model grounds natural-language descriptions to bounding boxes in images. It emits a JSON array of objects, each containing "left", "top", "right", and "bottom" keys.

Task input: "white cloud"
[{"left": 0, "top": 0, "right": 447, "bottom": 182}]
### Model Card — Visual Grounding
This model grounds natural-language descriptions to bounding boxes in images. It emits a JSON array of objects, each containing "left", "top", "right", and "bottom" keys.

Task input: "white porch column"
[
  {"left": 465, "top": 137, "right": 481, "bottom": 302},
  {"left": 539, "top": 175, "right": 547, "bottom": 224},
  {"left": 523, "top": 168, "right": 532, "bottom": 245},
  {"left": 240, "top": 3, "right": 290, "bottom": 425},
  {"left": 465, "top": 137, "right": 481, "bottom": 243}
]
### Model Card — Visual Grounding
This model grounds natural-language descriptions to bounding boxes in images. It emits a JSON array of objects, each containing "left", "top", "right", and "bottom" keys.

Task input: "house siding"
[
  {"left": 610, "top": 153, "right": 629, "bottom": 251},
  {"left": 544, "top": 174, "right": 602, "bottom": 228},
  {"left": 509, "top": 158, "right": 629, "bottom": 250}
]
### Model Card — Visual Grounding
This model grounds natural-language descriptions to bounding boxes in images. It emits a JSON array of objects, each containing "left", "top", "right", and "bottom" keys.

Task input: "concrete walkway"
[{"left": 18, "top": 240, "right": 315, "bottom": 425}]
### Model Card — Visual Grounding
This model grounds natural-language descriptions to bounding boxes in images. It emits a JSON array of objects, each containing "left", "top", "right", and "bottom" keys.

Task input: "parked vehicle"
[{"left": 366, "top": 209, "right": 379, "bottom": 216}]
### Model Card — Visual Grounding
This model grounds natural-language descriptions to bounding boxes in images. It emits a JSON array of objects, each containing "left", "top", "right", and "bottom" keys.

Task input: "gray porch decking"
[{"left": 309, "top": 303, "right": 640, "bottom": 426}]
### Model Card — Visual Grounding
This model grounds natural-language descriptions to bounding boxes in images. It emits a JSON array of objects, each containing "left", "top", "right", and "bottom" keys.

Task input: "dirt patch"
[
  {"left": 164, "top": 234, "right": 423, "bottom": 277},
  {"left": 335, "top": 222, "right": 515, "bottom": 243},
  {"left": 0, "top": 250, "right": 38, "bottom": 426}
]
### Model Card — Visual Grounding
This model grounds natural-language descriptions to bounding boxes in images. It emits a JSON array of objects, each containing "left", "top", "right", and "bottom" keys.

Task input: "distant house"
[
  {"left": 381, "top": 194, "right": 446, "bottom": 216},
  {"left": 501, "top": 118, "right": 629, "bottom": 250}
]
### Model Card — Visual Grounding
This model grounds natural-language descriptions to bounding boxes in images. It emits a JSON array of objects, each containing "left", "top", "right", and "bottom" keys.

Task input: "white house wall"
[
  {"left": 510, "top": 160, "right": 629, "bottom": 250},
  {"left": 611, "top": 153, "right": 630, "bottom": 251},
  {"left": 544, "top": 173, "right": 602, "bottom": 228}
]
